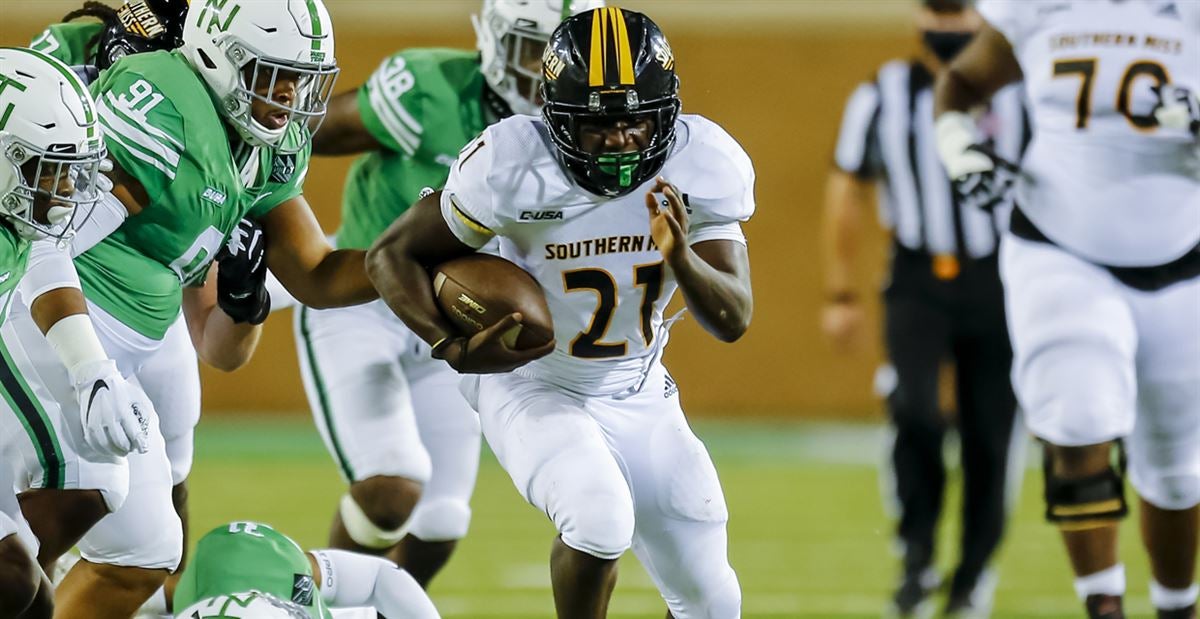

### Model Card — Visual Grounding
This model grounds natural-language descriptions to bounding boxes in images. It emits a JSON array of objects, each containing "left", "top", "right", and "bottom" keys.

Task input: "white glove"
[
  {"left": 935, "top": 111, "right": 995, "bottom": 180},
  {"left": 1153, "top": 83, "right": 1200, "bottom": 137},
  {"left": 71, "top": 359, "right": 150, "bottom": 457}
]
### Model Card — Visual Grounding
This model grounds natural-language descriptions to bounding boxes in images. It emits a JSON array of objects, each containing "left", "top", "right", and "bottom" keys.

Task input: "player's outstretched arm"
[
  {"left": 182, "top": 272, "right": 262, "bottom": 373},
  {"left": 310, "top": 90, "right": 383, "bottom": 156},
  {"left": 646, "top": 178, "right": 753, "bottom": 343},
  {"left": 260, "top": 196, "right": 378, "bottom": 309},
  {"left": 367, "top": 192, "right": 554, "bottom": 373},
  {"left": 308, "top": 549, "right": 440, "bottom": 618}
]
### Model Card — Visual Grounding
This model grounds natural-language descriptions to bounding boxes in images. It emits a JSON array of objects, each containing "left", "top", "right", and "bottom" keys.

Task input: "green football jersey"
[
  {"left": 29, "top": 21, "right": 102, "bottom": 66},
  {"left": 175, "top": 522, "right": 331, "bottom": 619},
  {"left": 336, "top": 48, "right": 488, "bottom": 250},
  {"left": 77, "top": 50, "right": 309, "bottom": 340},
  {"left": 0, "top": 228, "right": 30, "bottom": 325}
]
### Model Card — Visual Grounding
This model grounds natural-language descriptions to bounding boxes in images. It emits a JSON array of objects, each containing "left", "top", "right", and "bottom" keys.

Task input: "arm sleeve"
[
  {"left": 19, "top": 241, "right": 81, "bottom": 301},
  {"left": 357, "top": 52, "right": 425, "bottom": 156},
  {"left": 833, "top": 82, "right": 882, "bottom": 179},
  {"left": 92, "top": 72, "right": 186, "bottom": 206},
  {"left": 439, "top": 135, "right": 501, "bottom": 249},
  {"left": 310, "top": 550, "right": 440, "bottom": 619},
  {"left": 69, "top": 191, "right": 130, "bottom": 258}
]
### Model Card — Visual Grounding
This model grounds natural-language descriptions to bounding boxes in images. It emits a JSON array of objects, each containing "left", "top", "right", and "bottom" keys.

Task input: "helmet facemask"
[
  {"left": 217, "top": 39, "right": 339, "bottom": 154},
  {"left": 0, "top": 133, "right": 106, "bottom": 243},
  {"left": 543, "top": 86, "right": 680, "bottom": 198},
  {"left": 490, "top": 22, "right": 552, "bottom": 116}
]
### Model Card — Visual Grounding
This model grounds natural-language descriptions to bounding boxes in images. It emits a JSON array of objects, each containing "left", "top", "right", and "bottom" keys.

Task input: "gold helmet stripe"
[
  {"left": 588, "top": 7, "right": 606, "bottom": 87},
  {"left": 611, "top": 7, "right": 635, "bottom": 85}
]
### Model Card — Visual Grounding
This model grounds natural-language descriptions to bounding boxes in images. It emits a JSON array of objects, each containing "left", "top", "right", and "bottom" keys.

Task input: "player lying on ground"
[
  {"left": 171, "top": 521, "right": 439, "bottom": 619},
  {"left": 934, "top": 1, "right": 1200, "bottom": 618},
  {"left": 368, "top": 7, "right": 754, "bottom": 618},
  {"left": 293, "top": 0, "right": 601, "bottom": 587},
  {"left": 0, "top": 45, "right": 114, "bottom": 619}
]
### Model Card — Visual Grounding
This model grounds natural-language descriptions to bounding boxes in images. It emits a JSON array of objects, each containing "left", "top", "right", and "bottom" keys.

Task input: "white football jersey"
[
  {"left": 980, "top": 0, "right": 1200, "bottom": 266},
  {"left": 441, "top": 114, "right": 755, "bottom": 396}
]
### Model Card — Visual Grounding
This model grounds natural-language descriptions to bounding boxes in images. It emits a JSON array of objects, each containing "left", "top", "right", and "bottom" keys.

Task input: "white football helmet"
[
  {"left": 473, "top": 0, "right": 605, "bottom": 116},
  {"left": 174, "top": 591, "right": 309, "bottom": 619},
  {"left": 179, "top": 0, "right": 339, "bottom": 154},
  {"left": 0, "top": 47, "right": 106, "bottom": 242}
]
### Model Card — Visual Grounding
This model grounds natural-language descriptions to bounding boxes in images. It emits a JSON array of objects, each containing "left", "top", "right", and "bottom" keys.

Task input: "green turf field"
[{"left": 188, "top": 417, "right": 1153, "bottom": 619}]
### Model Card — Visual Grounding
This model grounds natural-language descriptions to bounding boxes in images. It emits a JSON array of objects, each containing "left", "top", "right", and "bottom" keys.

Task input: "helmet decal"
[{"left": 588, "top": 7, "right": 635, "bottom": 87}]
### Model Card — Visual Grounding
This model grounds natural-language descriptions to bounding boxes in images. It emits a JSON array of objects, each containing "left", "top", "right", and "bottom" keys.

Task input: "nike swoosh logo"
[{"left": 86, "top": 381, "right": 109, "bottom": 418}]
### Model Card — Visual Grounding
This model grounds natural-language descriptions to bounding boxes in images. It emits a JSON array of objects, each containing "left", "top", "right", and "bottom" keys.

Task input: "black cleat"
[
  {"left": 888, "top": 569, "right": 939, "bottom": 618},
  {"left": 1085, "top": 594, "right": 1125, "bottom": 619},
  {"left": 1157, "top": 605, "right": 1196, "bottom": 619}
]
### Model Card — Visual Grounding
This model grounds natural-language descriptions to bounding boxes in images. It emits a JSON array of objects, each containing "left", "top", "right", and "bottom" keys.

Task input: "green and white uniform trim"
[
  {"left": 76, "top": 50, "right": 310, "bottom": 340},
  {"left": 0, "top": 228, "right": 63, "bottom": 490},
  {"left": 336, "top": 48, "right": 488, "bottom": 250},
  {"left": 175, "top": 522, "right": 332, "bottom": 619}
]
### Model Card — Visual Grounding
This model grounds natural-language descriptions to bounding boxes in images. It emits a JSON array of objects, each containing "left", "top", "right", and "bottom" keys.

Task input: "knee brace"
[
  {"left": 1043, "top": 443, "right": 1128, "bottom": 531},
  {"left": 339, "top": 494, "right": 410, "bottom": 550},
  {"left": 407, "top": 498, "right": 471, "bottom": 542}
]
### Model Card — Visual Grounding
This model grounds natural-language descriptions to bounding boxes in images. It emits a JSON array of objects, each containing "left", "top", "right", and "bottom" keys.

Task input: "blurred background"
[{"left": 0, "top": 2, "right": 1159, "bottom": 618}]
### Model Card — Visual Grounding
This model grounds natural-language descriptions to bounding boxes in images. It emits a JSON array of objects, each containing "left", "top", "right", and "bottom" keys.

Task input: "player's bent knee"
[
  {"left": 556, "top": 491, "right": 635, "bottom": 560},
  {"left": 1133, "top": 471, "right": 1200, "bottom": 511},
  {"left": 1042, "top": 444, "right": 1128, "bottom": 530},
  {"left": 407, "top": 497, "right": 471, "bottom": 542},
  {"left": 0, "top": 536, "right": 40, "bottom": 614},
  {"left": 340, "top": 494, "right": 411, "bottom": 550}
]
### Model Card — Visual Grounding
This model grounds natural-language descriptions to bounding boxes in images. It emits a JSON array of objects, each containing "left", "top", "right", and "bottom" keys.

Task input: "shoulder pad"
[{"left": 662, "top": 115, "right": 755, "bottom": 223}]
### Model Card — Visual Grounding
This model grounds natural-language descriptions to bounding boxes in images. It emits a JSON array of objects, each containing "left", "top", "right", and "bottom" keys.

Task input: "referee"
[{"left": 820, "top": 1, "right": 1027, "bottom": 616}]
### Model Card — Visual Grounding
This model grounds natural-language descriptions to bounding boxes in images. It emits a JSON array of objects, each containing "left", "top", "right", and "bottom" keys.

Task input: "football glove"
[
  {"left": 936, "top": 111, "right": 1020, "bottom": 212},
  {"left": 1153, "top": 83, "right": 1200, "bottom": 138},
  {"left": 73, "top": 359, "right": 151, "bottom": 457},
  {"left": 216, "top": 218, "right": 270, "bottom": 325}
]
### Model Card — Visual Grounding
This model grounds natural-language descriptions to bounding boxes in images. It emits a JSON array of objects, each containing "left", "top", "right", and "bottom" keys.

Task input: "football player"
[
  {"left": 171, "top": 521, "right": 439, "bottom": 619},
  {"left": 29, "top": 3, "right": 274, "bottom": 616},
  {"left": 934, "top": 1, "right": 1200, "bottom": 618},
  {"left": 369, "top": 8, "right": 753, "bottom": 618},
  {"left": 294, "top": 0, "right": 601, "bottom": 585},
  {"left": 0, "top": 46, "right": 116, "bottom": 619},
  {"left": 1, "top": 0, "right": 378, "bottom": 616}
]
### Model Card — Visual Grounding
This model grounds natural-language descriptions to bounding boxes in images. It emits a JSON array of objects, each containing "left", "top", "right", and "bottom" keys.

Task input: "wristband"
[{"left": 44, "top": 314, "right": 109, "bottom": 382}]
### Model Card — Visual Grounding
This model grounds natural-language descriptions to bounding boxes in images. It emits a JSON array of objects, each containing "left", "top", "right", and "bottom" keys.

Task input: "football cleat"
[{"left": 1086, "top": 594, "right": 1125, "bottom": 619}]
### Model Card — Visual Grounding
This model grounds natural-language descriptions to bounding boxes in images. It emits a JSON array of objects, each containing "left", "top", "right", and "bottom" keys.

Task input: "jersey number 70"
[{"left": 1053, "top": 58, "right": 1169, "bottom": 130}]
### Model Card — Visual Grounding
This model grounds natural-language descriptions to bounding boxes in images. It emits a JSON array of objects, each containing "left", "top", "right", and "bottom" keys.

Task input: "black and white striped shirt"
[{"left": 834, "top": 60, "right": 1030, "bottom": 259}]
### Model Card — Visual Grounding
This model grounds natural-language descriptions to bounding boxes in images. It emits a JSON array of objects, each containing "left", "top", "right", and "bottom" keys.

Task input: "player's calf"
[{"left": 1044, "top": 442, "right": 1129, "bottom": 611}]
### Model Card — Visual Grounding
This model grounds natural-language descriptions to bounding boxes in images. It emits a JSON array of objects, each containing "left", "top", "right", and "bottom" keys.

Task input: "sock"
[
  {"left": 1150, "top": 581, "right": 1199, "bottom": 611},
  {"left": 1074, "top": 564, "right": 1126, "bottom": 600}
]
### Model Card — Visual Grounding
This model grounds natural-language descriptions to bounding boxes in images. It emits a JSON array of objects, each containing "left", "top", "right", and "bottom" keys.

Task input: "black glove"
[
  {"left": 216, "top": 218, "right": 270, "bottom": 325},
  {"left": 951, "top": 143, "right": 1022, "bottom": 213}
]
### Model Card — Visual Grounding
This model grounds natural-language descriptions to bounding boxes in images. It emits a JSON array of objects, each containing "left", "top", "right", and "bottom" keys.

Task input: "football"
[{"left": 432, "top": 254, "right": 554, "bottom": 349}]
